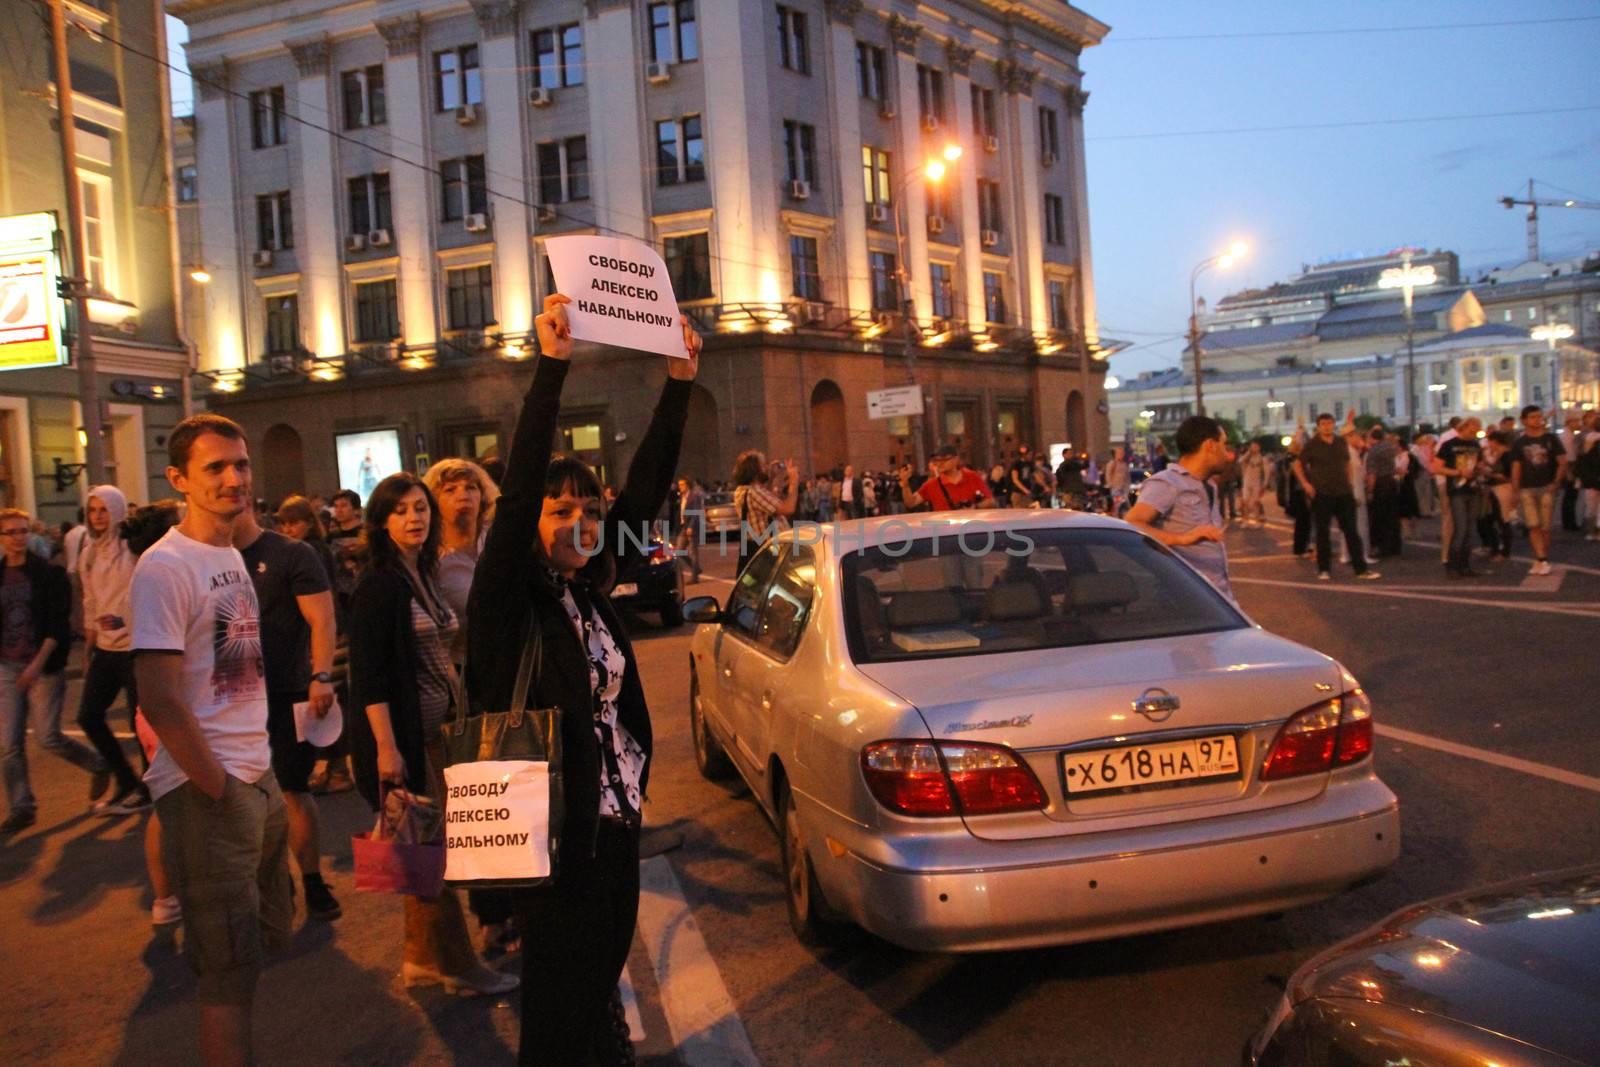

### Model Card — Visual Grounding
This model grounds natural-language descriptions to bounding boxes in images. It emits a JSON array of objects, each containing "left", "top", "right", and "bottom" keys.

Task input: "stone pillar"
[
  {"left": 473, "top": 1, "right": 534, "bottom": 338},
  {"left": 584, "top": 0, "right": 648, "bottom": 242},
  {"left": 998, "top": 57, "right": 1045, "bottom": 335},
  {"left": 825, "top": 0, "right": 870, "bottom": 313},
  {"left": 888, "top": 14, "right": 929, "bottom": 320},
  {"left": 376, "top": 15, "right": 438, "bottom": 350},
  {"left": 1064, "top": 85, "right": 1097, "bottom": 350},
  {"left": 945, "top": 38, "right": 984, "bottom": 327},
  {"left": 190, "top": 61, "right": 245, "bottom": 371},
  {"left": 287, "top": 35, "right": 346, "bottom": 358}
]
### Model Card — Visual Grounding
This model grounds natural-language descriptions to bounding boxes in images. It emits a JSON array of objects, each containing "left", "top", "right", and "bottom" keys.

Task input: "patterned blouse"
[
  {"left": 407, "top": 576, "right": 459, "bottom": 742},
  {"left": 560, "top": 583, "right": 645, "bottom": 821}
]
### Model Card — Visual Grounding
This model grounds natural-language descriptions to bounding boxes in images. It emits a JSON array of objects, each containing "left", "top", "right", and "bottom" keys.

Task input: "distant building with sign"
[
  {"left": 170, "top": 0, "right": 1113, "bottom": 499},
  {"left": 0, "top": 3, "right": 188, "bottom": 523}
]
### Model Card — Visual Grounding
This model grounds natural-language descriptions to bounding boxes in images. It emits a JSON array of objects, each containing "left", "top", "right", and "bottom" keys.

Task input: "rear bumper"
[
  {"left": 611, "top": 562, "right": 680, "bottom": 609},
  {"left": 814, "top": 778, "right": 1400, "bottom": 953}
]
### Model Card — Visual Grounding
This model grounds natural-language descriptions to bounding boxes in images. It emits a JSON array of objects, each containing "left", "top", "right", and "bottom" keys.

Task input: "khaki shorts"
[
  {"left": 1519, "top": 486, "right": 1556, "bottom": 531},
  {"left": 156, "top": 772, "right": 292, "bottom": 1005}
]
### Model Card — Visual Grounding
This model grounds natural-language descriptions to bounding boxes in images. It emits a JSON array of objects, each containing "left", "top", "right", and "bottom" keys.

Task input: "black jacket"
[
  {"left": 348, "top": 563, "right": 433, "bottom": 809},
  {"left": 0, "top": 554, "right": 71, "bottom": 675},
  {"left": 466, "top": 356, "right": 690, "bottom": 856}
]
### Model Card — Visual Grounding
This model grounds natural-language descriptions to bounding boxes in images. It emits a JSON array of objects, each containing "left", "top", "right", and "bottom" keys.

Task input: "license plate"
[
  {"left": 1063, "top": 734, "right": 1240, "bottom": 795},
  {"left": 612, "top": 582, "right": 639, "bottom": 597}
]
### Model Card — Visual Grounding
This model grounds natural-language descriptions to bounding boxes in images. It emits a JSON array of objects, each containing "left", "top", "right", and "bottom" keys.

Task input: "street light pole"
[
  {"left": 1187, "top": 241, "right": 1247, "bottom": 418},
  {"left": 1378, "top": 250, "right": 1436, "bottom": 434}
]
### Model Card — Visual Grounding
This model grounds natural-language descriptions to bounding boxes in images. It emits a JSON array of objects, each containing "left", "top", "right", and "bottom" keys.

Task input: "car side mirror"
[{"left": 683, "top": 595, "right": 721, "bottom": 624}]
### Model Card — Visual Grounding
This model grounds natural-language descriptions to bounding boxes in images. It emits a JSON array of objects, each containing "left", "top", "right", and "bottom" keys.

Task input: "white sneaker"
[
  {"left": 1317, "top": 571, "right": 1332, "bottom": 581},
  {"left": 1355, "top": 570, "right": 1382, "bottom": 581},
  {"left": 152, "top": 895, "right": 182, "bottom": 925},
  {"left": 1534, "top": 560, "right": 1553, "bottom": 576}
]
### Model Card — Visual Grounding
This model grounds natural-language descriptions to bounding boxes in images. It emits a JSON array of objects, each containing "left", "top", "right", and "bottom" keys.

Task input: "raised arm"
[{"left": 608, "top": 318, "right": 703, "bottom": 547}]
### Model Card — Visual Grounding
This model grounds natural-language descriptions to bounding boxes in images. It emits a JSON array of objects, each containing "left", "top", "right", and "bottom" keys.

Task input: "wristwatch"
[{"left": 311, "top": 671, "right": 334, "bottom": 684}]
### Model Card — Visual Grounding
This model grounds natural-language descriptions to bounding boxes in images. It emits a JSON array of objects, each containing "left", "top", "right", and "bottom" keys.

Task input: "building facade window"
[
  {"left": 255, "top": 191, "right": 293, "bottom": 251},
  {"left": 250, "top": 87, "right": 287, "bottom": 148},
  {"left": 977, "top": 180, "right": 1002, "bottom": 232},
  {"left": 783, "top": 120, "right": 816, "bottom": 185},
  {"left": 983, "top": 270, "right": 1007, "bottom": 324},
  {"left": 664, "top": 232, "right": 713, "bottom": 300},
  {"left": 971, "top": 86, "right": 996, "bottom": 139},
  {"left": 856, "top": 42, "right": 885, "bottom": 100},
  {"left": 264, "top": 294, "right": 299, "bottom": 354},
  {"left": 347, "top": 173, "right": 392, "bottom": 235},
  {"left": 440, "top": 156, "right": 488, "bottom": 220},
  {"left": 1047, "top": 279, "right": 1068, "bottom": 330},
  {"left": 176, "top": 164, "right": 198, "bottom": 203},
  {"left": 79, "top": 174, "right": 114, "bottom": 293},
  {"left": 927, "top": 177, "right": 952, "bottom": 220},
  {"left": 354, "top": 278, "right": 400, "bottom": 342},
  {"left": 433, "top": 46, "right": 482, "bottom": 111},
  {"left": 930, "top": 262, "right": 954, "bottom": 319},
  {"left": 532, "top": 25, "right": 584, "bottom": 88},
  {"left": 1043, "top": 193, "right": 1065, "bottom": 245},
  {"left": 341, "top": 65, "right": 386, "bottom": 129},
  {"left": 790, "top": 235, "right": 822, "bottom": 301},
  {"left": 1385, "top": 397, "right": 1396, "bottom": 417},
  {"left": 655, "top": 116, "right": 705, "bottom": 185},
  {"left": 649, "top": 2, "right": 698, "bottom": 63},
  {"left": 446, "top": 265, "right": 495, "bottom": 330},
  {"left": 869, "top": 251, "right": 898, "bottom": 312},
  {"left": 916, "top": 65, "right": 945, "bottom": 125},
  {"left": 862, "top": 146, "right": 891, "bottom": 205},
  {"left": 536, "top": 137, "right": 589, "bottom": 204},
  {"left": 1038, "top": 106, "right": 1059, "bottom": 158},
  {"left": 776, "top": 6, "right": 809, "bottom": 73}
]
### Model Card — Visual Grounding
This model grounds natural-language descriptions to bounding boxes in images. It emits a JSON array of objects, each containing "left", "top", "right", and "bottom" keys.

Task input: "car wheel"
[
  {"left": 689, "top": 669, "right": 733, "bottom": 780},
  {"left": 779, "top": 783, "right": 844, "bottom": 946}
]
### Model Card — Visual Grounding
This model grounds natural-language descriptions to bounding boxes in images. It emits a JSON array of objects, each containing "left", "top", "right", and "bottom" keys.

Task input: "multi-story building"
[
  {"left": 0, "top": 1, "right": 189, "bottom": 523},
  {"left": 171, "top": 0, "right": 1112, "bottom": 501}
]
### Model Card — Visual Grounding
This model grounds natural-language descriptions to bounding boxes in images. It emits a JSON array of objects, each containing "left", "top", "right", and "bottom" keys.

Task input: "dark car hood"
[{"left": 1292, "top": 865, "right": 1600, "bottom": 1063}]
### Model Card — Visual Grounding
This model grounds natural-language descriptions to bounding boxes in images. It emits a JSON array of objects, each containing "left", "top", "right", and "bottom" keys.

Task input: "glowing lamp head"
[
  {"left": 189, "top": 268, "right": 211, "bottom": 284},
  {"left": 1228, "top": 240, "right": 1248, "bottom": 259},
  {"left": 1281, "top": 435, "right": 1293, "bottom": 447},
  {"left": 942, "top": 144, "right": 963, "bottom": 162},
  {"left": 924, "top": 160, "right": 946, "bottom": 182}
]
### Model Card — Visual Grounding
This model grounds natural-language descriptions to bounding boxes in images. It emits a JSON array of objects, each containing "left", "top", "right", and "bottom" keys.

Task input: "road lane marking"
[
  {"left": 1519, "top": 564, "right": 1566, "bottom": 591},
  {"left": 636, "top": 856, "right": 761, "bottom": 1067},
  {"left": 1231, "top": 576, "right": 1600, "bottom": 619},
  {"left": 1378, "top": 724, "right": 1600, "bottom": 795}
]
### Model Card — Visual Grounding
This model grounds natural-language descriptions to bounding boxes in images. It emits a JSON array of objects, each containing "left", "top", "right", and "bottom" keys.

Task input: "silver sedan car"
[{"left": 685, "top": 511, "right": 1399, "bottom": 952}]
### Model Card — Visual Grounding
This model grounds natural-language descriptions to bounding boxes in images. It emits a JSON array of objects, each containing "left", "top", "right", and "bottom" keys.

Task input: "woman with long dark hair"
[
  {"left": 349, "top": 472, "right": 516, "bottom": 996},
  {"left": 465, "top": 293, "right": 701, "bottom": 1063}
]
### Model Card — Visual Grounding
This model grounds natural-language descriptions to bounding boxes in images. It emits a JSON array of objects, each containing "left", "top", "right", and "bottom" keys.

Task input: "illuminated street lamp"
[
  {"left": 188, "top": 267, "right": 211, "bottom": 284},
  {"left": 1531, "top": 322, "right": 1575, "bottom": 412},
  {"left": 1428, "top": 380, "right": 1448, "bottom": 423},
  {"left": 1378, "top": 250, "right": 1437, "bottom": 432},
  {"left": 1188, "top": 241, "right": 1248, "bottom": 415}
]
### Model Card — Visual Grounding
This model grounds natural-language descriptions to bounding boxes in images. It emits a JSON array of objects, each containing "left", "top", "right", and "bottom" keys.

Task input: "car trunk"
[{"left": 856, "top": 628, "right": 1345, "bottom": 840}]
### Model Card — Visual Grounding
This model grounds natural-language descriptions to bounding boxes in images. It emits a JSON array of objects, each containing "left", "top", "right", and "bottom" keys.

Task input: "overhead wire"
[{"left": 1100, "top": 16, "right": 1600, "bottom": 43}]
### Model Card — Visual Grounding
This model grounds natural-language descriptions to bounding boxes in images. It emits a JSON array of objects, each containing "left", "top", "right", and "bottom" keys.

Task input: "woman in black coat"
[{"left": 465, "top": 293, "right": 701, "bottom": 1064}]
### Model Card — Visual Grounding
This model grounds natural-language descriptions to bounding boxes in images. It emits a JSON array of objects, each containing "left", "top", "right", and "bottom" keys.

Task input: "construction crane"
[{"left": 1500, "top": 179, "right": 1600, "bottom": 262}]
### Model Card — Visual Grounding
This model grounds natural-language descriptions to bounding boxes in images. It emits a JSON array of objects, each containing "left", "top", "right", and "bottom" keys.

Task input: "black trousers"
[
  {"left": 1289, "top": 501, "right": 1311, "bottom": 554},
  {"left": 76, "top": 648, "right": 143, "bottom": 795},
  {"left": 517, "top": 820, "right": 640, "bottom": 1066},
  {"left": 1368, "top": 480, "right": 1403, "bottom": 557},
  {"left": 1312, "top": 493, "right": 1369, "bottom": 575},
  {"left": 1562, "top": 483, "right": 1581, "bottom": 530}
]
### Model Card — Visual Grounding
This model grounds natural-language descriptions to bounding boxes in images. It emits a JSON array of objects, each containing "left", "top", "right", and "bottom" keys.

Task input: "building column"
[
  {"left": 825, "top": 0, "right": 870, "bottom": 313},
  {"left": 473, "top": 2, "right": 533, "bottom": 338},
  {"left": 583, "top": 0, "right": 647, "bottom": 242},
  {"left": 288, "top": 36, "right": 346, "bottom": 358},
  {"left": 1064, "top": 85, "right": 1097, "bottom": 351},
  {"left": 888, "top": 15, "right": 930, "bottom": 320},
  {"left": 376, "top": 15, "right": 439, "bottom": 350},
  {"left": 700, "top": 0, "right": 782, "bottom": 306},
  {"left": 998, "top": 57, "right": 1045, "bottom": 335},
  {"left": 946, "top": 39, "right": 985, "bottom": 328},
  {"left": 190, "top": 61, "right": 244, "bottom": 371}
]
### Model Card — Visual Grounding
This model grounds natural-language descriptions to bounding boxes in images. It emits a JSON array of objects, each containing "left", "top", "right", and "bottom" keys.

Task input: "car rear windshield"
[{"left": 842, "top": 526, "right": 1247, "bottom": 663}]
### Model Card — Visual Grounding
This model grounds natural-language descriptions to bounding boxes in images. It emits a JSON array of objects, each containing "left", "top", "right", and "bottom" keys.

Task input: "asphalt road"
[{"left": 3, "top": 508, "right": 1598, "bottom": 1066}]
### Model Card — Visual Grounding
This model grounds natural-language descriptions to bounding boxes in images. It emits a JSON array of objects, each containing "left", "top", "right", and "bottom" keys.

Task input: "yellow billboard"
[{"left": 0, "top": 213, "right": 67, "bottom": 372}]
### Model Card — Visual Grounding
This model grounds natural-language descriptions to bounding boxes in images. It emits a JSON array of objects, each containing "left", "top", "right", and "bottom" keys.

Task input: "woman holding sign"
[{"left": 466, "top": 293, "right": 701, "bottom": 1064}]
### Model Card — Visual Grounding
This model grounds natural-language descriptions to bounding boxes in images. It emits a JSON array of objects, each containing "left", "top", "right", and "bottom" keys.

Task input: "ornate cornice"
[
  {"left": 375, "top": 15, "right": 422, "bottom": 57},
  {"left": 996, "top": 58, "right": 1038, "bottom": 96},
  {"left": 191, "top": 61, "right": 228, "bottom": 103},
  {"left": 1065, "top": 85, "right": 1090, "bottom": 113},
  {"left": 470, "top": 0, "right": 520, "bottom": 38},
  {"left": 287, "top": 35, "right": 329, "bottom": 78},
  {"left": 886, "top": 13, "right": 921, "bottom": 54},
  {"left": 944, "top": 39, "right": 975, "bottom": 76},
  {"left": 824, "top": 0, "right": 862, "bottom": 24}
]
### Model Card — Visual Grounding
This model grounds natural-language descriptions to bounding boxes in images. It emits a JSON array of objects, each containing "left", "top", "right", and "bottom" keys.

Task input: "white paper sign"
[
  {"left": 442, "top": 760, "right": 551, "bottom": 882},
  {"left": 544, "top": 235, "right": 684, "bottom": 358},
  {"left": 867, "top": 385, "right": 924, "bottom": 419},
  {"left": 293, "top": 697, "right": 343, "bottom": 748}
]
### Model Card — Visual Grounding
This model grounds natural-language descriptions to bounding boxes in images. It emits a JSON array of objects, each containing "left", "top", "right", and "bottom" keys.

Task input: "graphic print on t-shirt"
[
  {"left": 0, "top": 567, "right": 34, "bottom": 663},
  {"left": 211, "top": 579, "right": 265, "bottom": 700}
]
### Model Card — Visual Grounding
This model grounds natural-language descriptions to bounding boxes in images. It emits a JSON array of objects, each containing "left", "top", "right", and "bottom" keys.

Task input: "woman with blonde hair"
[{"left": 422, "top": 458, "right": 498, "bottom": 663}]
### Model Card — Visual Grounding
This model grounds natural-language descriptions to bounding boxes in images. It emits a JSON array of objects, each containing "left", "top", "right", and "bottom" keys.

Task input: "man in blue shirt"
[{"left": 1124, "top": 416, "right": 1235, "bottom": 602}]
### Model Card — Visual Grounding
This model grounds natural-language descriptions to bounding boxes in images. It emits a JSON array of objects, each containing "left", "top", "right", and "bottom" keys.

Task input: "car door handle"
[{"left": 761, "top": 690, "right": 773, "bottom": 710}]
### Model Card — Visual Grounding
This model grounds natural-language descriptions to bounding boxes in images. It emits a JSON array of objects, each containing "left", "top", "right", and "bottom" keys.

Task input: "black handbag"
[{"left": 439, "top": 614, "right": 564, "bottom": 887}]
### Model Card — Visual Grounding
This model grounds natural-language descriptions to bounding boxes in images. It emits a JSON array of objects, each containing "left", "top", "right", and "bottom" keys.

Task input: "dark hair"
[
  {"left": 331, "top": 489, "right": 361, "bottom": 509},
  {"left": 362, "top": 473, "right": 440, "bottom": 577},
  {"left": 732, "top": 450, "right": 767, "bottom": 486},
  {"left": 275, "top": 494, "right": 326, "bottom": 541},
  {"left": 121, "top": 499, "right": 182, "bottom": 555},
  {"left": 1368, "top": 425, "right": 1386, "bottom": 441},
  {"left": 545, "top": 455, "right": 604, "bottom": 503},
  {"left": 1520, "top": 404, "right": 1542, "bottom": 419},
  {"left": 1173, "top": 415, "right": 1223, "bottom": 457},
  {"left": 1489, "top": 430, "right": 1514, "bottom": 447},
  {"left": 1315, "top": 412, "right": 1336, "bottom": 423},
  {"left": 167, "top": 413, "right": 245, "bottom": 472}
]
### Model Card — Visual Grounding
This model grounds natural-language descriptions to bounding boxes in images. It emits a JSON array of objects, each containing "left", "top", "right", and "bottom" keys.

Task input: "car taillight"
[
  {"left": 649, "top": 542, "right": 671, "bottom": 562},
  {"left": 1260, "top": 689, "right": 1374, "bottom": 781},
  {"left": 861, "top": 740, "right": 1046, "bottom": 816}
]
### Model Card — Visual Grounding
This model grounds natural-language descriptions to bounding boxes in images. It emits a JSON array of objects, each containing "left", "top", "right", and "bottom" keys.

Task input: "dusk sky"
[{"left": 166, "top": 4, "right": 1599, "bottom": 378}]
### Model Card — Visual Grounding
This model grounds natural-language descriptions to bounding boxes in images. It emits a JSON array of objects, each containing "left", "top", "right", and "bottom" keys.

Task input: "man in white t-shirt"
[{"left": 132, "top": 414, "right": 289, "bottom": 1067}]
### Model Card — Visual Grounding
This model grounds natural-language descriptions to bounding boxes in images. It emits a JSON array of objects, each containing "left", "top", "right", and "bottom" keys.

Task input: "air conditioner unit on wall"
[
  {"left": 368, "top": 229, "right": 392, "bottom": 247},
  {"left": 253, "top": 249, "right": 274, "bottom": 267},
  {"left": 787, "top": 179, "right": 811, "bottom": 201},
  {"left": 1040, "top": 152, "right": 1056, "bottom": 167},
  {"left": 464, "top": 212, "right": 489, "bottom": 233},
  {"left": 868, "top": 203, "right": 889, "bottom": 224},
  {"left": 926, "top": 215, "right": 945, "bottom": 235},
  {"left": 646, "top": 61, "right": 671, "bottom": 84},
  {"left": 982, "top": 134, "right": 999, "bottom": 153},
  {"left": 345, "top": 233, "right": 366, "bottom": 252},
  {"left": 792, "top": 301, "right": 827, "bottom": 325},
  {"left": 536, "top": 204, "right": 558, "bottom": 223},
  {"left": 529, "top": 87, "right": 553, "bottom": 107},
  {"left": 455, "top": 103, "right": 480, "bottom": 125},
  {"left": 921, "top": 113, "right": 939, "bottom": 132},
  {"left": 878, "top": 101, "right": 896, "bottom": 120},
  {"left": 981, "top": 229, "right": 999, "bottom": 247}
]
